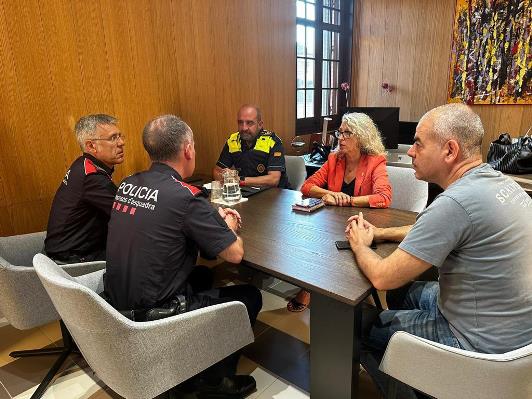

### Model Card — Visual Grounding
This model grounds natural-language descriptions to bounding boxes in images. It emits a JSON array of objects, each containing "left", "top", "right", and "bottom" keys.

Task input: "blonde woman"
[
  {"left": 288, "top": 112, "right": 393, "bottom": 312},
  {"left": 301, "top": 112, "right": 392, "bottom": 207}
]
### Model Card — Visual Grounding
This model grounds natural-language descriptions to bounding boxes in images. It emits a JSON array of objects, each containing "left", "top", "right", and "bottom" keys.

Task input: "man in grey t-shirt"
[{"left": 346, "top": 103, "right": 532, "bottom": 396}]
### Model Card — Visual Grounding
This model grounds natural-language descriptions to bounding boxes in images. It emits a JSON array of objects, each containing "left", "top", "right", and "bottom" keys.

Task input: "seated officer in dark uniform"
[
  {"left": 44, "top": 114, "right": 125, "bottom": 263},
  {"left": 104, "top": 114, "right": 262, "bottom": 398},
  {"left": 213, "top": 104, "right": 290, "bottom": 188}
]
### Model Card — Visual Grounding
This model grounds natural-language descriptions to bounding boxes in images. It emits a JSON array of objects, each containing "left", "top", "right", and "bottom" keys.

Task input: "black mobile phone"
[
  {"left": 335, "top": 240, "right": 377, "bottom": 250},
  {"left": 335, "top": 240, "right": 351, "bottom": 250}
]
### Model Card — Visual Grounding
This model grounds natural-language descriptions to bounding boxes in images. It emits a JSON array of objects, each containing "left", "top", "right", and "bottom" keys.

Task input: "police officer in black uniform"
[
  {"left": 104, "top": 115, "right": 262, "bottom": 398},
  {"left": 213, "top": 104, "right": 290, "bottom": 188},
  {"left": 44, "top": 114, "right": 125, "bottom": 263}
]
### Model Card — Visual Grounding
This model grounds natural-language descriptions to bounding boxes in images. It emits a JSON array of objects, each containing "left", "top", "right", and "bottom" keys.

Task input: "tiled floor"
[{"left": 0, "top": 264, "right": 382, "bottom": 399}]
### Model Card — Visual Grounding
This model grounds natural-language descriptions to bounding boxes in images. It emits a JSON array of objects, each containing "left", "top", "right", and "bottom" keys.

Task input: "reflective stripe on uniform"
[
  {"left": 227, "top": 132, "right": 241, "bottom": 153},
  {"left": 254, "top": 135, "right": 276, "bottom": 153}
]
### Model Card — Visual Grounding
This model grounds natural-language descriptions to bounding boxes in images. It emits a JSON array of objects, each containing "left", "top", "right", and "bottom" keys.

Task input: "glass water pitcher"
[{"left": 222, "top": 169, "right": 242, "bottom": 203}]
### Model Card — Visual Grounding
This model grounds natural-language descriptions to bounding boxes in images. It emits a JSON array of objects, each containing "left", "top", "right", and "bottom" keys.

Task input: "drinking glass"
[{"left": 210, "top": 180, "right": 223, "bottom": 201}]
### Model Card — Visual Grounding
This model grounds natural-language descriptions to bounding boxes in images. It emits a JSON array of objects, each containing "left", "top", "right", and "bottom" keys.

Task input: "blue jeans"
[
  {"left": 367, "top": 281, "right": 462, "bottom": 352},
  {"left": 361, "top": 281, "right": 462, "bottom": 399}
]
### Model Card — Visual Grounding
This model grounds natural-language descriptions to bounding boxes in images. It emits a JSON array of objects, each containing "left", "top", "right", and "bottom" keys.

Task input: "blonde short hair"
[{"left": 342, "top": 112, "right": 386, "bottom": 156}]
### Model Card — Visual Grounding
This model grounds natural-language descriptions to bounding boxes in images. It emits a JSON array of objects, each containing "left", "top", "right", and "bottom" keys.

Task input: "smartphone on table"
[
  {"left": 335, "top": 240, "right": 377, "bottom": 250},
  {"left": 335, "top": 240, "right": 351, "bottom": 250}
]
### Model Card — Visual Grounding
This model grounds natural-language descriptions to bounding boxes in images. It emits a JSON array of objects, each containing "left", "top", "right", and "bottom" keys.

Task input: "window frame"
[{"left": 296, "top": 0, "right": 353, "bottom": 135}]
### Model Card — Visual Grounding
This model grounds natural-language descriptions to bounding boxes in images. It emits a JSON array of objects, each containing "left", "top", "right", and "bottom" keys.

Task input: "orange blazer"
[{"left": 300, "top": 153, "right": 392, "bottom": 208}]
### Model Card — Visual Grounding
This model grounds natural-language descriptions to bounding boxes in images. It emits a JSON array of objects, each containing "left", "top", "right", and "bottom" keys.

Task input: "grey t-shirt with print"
[{"left": 399, "top": 163, "right": 532, "bottom": 353}]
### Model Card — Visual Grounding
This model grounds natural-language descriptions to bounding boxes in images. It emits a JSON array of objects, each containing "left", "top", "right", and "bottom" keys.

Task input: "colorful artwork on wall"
[{"left": 448, "top": 0, "right": 531, "bottom": 105}]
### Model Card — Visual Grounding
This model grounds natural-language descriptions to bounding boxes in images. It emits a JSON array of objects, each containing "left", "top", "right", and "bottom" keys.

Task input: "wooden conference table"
[{"left": 230, "top": 189, "right": 417, "bottom": 399}]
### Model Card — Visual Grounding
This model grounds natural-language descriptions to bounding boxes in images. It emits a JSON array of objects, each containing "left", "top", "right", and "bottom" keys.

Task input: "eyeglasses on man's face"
[
  {"left": 334, "top": 130, "right": 354, "bottom": 139},
  {"left": 90, "top": 133, "right": 125, "bottom": 144}
]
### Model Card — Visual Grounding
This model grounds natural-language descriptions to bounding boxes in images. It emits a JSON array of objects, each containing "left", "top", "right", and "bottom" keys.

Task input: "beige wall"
[
  {"left": 351, "top": 0, "right": 532, "bottom": 156},
  {"left": 0, "top": 0, "right": 295, "bottom": 235}
]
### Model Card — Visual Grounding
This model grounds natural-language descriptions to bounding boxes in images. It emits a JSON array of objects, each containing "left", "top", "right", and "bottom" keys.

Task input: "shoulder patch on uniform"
[
  {"left": 228, "top": 132, "right": 242, "bottom": 153},
  {"left": 228, "top": 132, "right": 240, "bottom": 141},
  {"left": 263, "top": 130, "right": 283, "bottom": 144},
  {"left": 173, "top": 177, "right": 202, "bottom": 196},
  {"left": 254, "top": 135, "right": 276, "bottom": 153},
  {"left": 84, "top": 158, "right": 98, "bottom": 175}
]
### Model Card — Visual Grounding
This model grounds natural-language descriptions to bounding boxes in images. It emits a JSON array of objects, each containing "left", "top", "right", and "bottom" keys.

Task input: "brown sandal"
[{"left": 287, "top": 290, "right": 311, "bottom": 312}]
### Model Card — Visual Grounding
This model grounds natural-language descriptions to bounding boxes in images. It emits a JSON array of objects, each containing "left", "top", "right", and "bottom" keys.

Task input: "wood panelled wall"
[
  {"left": 352, "top": 0, "right": 532, "bottom": 157},
  {"left": 0, "top": 0, "right": 295, "bottom": 235}
]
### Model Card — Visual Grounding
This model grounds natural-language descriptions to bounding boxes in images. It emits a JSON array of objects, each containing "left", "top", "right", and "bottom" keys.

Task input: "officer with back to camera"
[{"left": 104, "top": 114, "right": 262, "bottom": 398}]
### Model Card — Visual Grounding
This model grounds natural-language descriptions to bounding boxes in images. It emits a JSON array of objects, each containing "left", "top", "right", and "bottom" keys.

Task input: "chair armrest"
[
  {"left": 62, "top": 261, "right": 105, "bottom": 277},
  {"left": 74, "top": 269, "right": 105, "bottom": 294},
  {"left": 76, "top": 300, "right": 254, "bottom": 398},
  {"left": 132, "top": 300, "right": 254, "bottom": 360},
  {"left": 0, "top": 231, "right": 47, "bottom": 265},
  {"left": 379, "top": 331, "right": 532, "bottom": 399}
]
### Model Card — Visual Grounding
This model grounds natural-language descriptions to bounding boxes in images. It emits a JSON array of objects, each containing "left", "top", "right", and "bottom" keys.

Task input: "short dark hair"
[
  {"left": 142, "top": 115, "right": 192, "bottom": 162},
  {"left": 75, "top": 114, "right": 117, "bottom": 150}
]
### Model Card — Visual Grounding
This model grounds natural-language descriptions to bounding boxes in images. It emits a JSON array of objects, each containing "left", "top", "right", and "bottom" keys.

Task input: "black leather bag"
[
  {"left": 309, "top": 142, "right": 331, "bottom": 164},
  {"left": 487, "top": 133, "right": 532, "bottom": 174}
]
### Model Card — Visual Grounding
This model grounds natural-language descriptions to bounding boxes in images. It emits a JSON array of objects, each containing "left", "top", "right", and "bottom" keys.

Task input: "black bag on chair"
[{"left": 487, "top": 132, "right": 532, "bottom": 174}]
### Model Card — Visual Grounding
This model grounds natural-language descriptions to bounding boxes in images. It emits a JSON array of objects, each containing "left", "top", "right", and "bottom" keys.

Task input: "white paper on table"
[
  {"left": 203, "top": 182, "right": 212, "bottom": 189},
  {"left": 211, "top": 197, "right": 249, "bottom": 206}
]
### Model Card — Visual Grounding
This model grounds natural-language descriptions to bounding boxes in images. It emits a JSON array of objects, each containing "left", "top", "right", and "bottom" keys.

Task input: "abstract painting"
[{"left": 448, "top": 0, "right": 531, "bottom": 104}]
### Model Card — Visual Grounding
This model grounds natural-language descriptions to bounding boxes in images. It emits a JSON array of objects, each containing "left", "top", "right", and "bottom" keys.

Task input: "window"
[{"left": 296, "top": 0, "right": 353, "bottom": 134}]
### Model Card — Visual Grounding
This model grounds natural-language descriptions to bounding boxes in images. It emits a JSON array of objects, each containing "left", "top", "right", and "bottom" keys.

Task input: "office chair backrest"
[
  {"left": 0, "top": 232, "right": 60, "bottom": 329},
  {"left": 34, "top": 253, "right": 254, "bottom": 399},
  {"left": 0, "top": 232, "right": 105, "bottom": 330},
  {"left": 387, "top": 166, "right": 428, "bottom": 212},
  {"left": 285, "top": 155, "right": 307, "bottom": 191},
  {"left": 0, "top": 231, "right": 46, "bottom": 265},
  {"left": 380, "top": 331, "right": 532, "bottom": 399}
]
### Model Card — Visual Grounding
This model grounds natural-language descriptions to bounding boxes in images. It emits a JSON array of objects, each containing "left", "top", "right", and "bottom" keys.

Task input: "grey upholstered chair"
[
  {"left": 380, "top": 331, "right": 532, "bottom": 399},
  {"left": 285, "top": 155, "right": 307, "bottom": 191},
  {"left": 33, "top": 253, "right": 255, "bottom": 399},
  {"left": 387, "top": 166, "right": 428, "bottom": 213},
  {"left": 0, "top": 232, "right": 105, "bottom": 399},
  {"left": 372, "top": 167, "right": 431, "bottom": 308}
]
